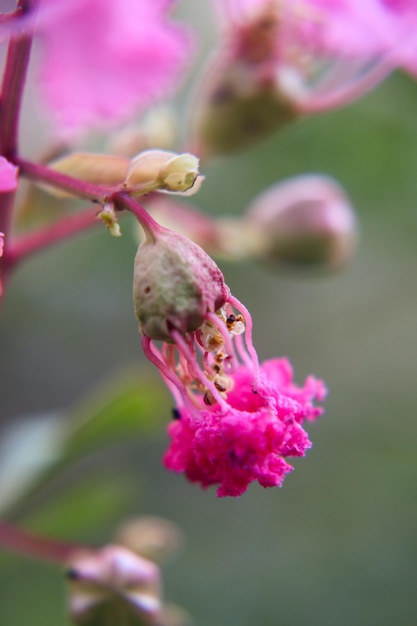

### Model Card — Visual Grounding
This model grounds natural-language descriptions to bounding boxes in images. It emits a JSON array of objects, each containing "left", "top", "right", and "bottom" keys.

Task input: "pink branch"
[
  {"left": 0, "top": 0, "right": 33, "bottom": 159},
  {"left": 5, "top": 206, "right": 100, "bottom": 268},
  {"left": 0, "top": 519, "right": 78, "bottom": 564},
  {"left": 113, "top": 192, "right": 166, "bottom": 241},
  {"left": 0, "top": 1, "right": 33, "bottom": 298},
  {"left": 16, "top": 157, "right": 115, "bottom": 203}
]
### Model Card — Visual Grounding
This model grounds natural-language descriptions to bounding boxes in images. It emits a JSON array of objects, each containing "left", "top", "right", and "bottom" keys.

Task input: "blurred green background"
[{"left": 1, "top": 4, "right": 417, "bottom": 625}]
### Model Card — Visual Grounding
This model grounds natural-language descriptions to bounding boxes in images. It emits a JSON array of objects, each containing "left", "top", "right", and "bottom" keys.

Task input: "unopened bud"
[
  {"left": 188, "top": 2, "right": 301, "bottom": 158},
  {"left": 44, "top": 152, "right": 129, "bottom": 197},
  {"left": 133, "top": 228, "right": 229, "bottom": 342},
  {"left": 66, "top": 545, "right": 161, "bottom": 625},
  {"left": 115, "top": 516, "right": 184, "bottom": 564},
  {"left": 126, "top": 150, "right": 202, "bottom": 196},
  {"left": 189, "top": 54, "right": 298, "bottom": 158},
  {"left": 107, "top": 106, "right": 178, "bottom": 157},
  {"left": 244, "top": 175, "right": 358, "bottom": 270}
]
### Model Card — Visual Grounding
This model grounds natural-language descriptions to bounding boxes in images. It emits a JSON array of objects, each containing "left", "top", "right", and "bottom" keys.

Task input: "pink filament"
[{"left": 170, "top": 329, "right": 229, "bottom": 409}]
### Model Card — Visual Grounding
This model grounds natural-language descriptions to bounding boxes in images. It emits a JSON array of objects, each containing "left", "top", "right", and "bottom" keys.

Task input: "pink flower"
[
  {"left": 141, "top": 286, "right": 326, "bottom": 497},
  {"left": 131, "top": 213, "right": 326, "bottom": 497},
  {"left": 0, "top": 156, "right": 18, "bottom": 192},
  {"left": 164, "top": 358, "right": 326, "bottom": 497},
  {"left": 216, "top": 0, "right": 417, "bottom": 112},
  {"left": 4, "top": 0, "right": 192, "bottom": 136}
]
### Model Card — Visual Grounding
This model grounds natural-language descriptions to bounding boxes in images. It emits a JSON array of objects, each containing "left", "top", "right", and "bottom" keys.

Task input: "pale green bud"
[
  {"left": 159, "top": 153, "right": 200, "bottom": 193},
  {"left": 114, "top": 516, "right": 184, "bottom": 564},
  {"left": 126, "top": 150, "right": 202, "bottom": 196},
  {"left": 43, "top": 152, "right": 129, "bottom": 197},
  {"left": 66, "top": 545, "right": 161, "bottom": 625},
  {"left": 107, "top": 106, "right": 178, "bottom": 157},
  {"left": 244, "top": 175, "right": 358, "bottom": 270},
  {"left": 133, "top": 229, "right": 228, "bottom": 342},
  {"left": 189, "top": 56, "right": 298, "bottom": 158}
]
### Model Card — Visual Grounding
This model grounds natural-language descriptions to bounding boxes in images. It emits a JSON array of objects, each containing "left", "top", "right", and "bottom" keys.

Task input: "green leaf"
[{"left": 1, "top": 367, "right": 170, "bottom": 524}]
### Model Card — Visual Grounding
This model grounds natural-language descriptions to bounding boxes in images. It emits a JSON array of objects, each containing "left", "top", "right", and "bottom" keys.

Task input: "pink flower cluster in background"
[
  {"left": 217, "top": 0, "right": 417, "bottom": 111},
  {"left": 220, "top": 0, "right": 417, "bottom": 68},
  {"left": 2, "top": 0, "right": 192, "bottom": 136}
]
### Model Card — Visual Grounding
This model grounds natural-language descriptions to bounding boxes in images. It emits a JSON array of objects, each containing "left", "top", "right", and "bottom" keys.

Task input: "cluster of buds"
[
  {"left": 45, "top": 149, "right": 203, "bottom": 199},
  {"left": 141, "top": 174, "right": 358, "bottom": 272},
  {"left": 243, "top": 174, "right": 358, "bottom": 270},
  {"left": 189, "top": 0, "right": 401, "bottom": 158}
]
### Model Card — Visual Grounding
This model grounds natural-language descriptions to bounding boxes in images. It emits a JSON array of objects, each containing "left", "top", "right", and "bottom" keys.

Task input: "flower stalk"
[
  {"left": 0, "top": 519, "right": 77, "bottom": 564},
  {"left": 15, "top": 157, "right": 116, "bottom": 203},
  {"left": 5, "top": 205, "right": 101, "bottom": 268}
]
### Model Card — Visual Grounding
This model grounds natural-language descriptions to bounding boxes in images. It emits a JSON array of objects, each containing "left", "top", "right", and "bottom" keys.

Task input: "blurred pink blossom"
[
  {"left": 217, "top": 0, "right": 417, "bottom": 111},
  {"left": 4, "top": 0, "right": 193, "bottom": 136},
  {"left": 220, "top": 0, "right": 417, "bottom": 64},
  {"left": 0, "top": 156, "right": 18, "bottom": 192}
]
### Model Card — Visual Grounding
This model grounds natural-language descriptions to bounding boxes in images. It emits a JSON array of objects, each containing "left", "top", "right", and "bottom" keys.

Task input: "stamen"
[
  {"left": 295, "top": 56, "right": 392, "bottom": 113},
  {"left": 227, "top": 294, "right": 260, "bottom": 380},
  {"left": 206, "top": 311, "right": 238, "bottom": 369},
  {"left": 142, "top": 336, "right": 197, "bottom": 415},
  {"left": 170, "top": 329, "right": 229, "bottom": 409}
]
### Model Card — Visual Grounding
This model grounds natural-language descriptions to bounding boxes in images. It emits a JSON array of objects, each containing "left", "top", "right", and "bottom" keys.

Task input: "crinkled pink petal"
[
  {"left": 164, "top": 359, "right": 325, "bottom": 497},
  {"left": 0, "top": 232, "right": 4, "bottom": 258},
  {"left": 0, "top": 156, "right": 18, "bottom": 192},
  {"left": 33, "top": 0, "right": 193, "bottom": 136}
]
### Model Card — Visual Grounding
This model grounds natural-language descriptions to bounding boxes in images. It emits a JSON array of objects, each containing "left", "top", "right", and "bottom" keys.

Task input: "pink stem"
[
  {"left": 0, "top": 0, "right": 33, "bottom": 160},
  {"left": 0, "top": 11, "right": 21, "bottom": 26},
  {"left": 228, "top": 294, "right": 259, "bottom": 378},
  {"left": 141, "top": 336, "right": 197, "bottom": 415},
  {"left": 5, "top": 206, "right": 100, "bottom": 268},
  {"left": 0, "top": 1, "right": 34, "bottom": 293},
  {"left": 171, "top": 328, "right": 229, "bottom": 409},
  {"left": 0, "top": 519, "right": 79, "bottom": 564},
  {"left": 16, "top": 157, "right": 115, "bottom": 203},
  {"left": 114, "top": 193, "right": 166, "bottom": 242}
]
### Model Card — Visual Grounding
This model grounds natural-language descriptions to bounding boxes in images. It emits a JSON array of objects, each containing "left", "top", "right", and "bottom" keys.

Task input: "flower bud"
[
  {"left": 114, "top": 516, "right": 184, "bottom": 564},
  {"left": 187, "top": 3, "right": 302, "bottom": 158},
  {"left": 244, "top": 175, "right": 358, "bottom": 270},
  {"left": 126, "top": 150, "right": 202, "bottom": 195},
  {"left": 107, "top": 106, "right": 178, "bottom": 157},
  {"left": 133, "top": 227, "right": 229, "bottom": 342},
  {"left": 66, "top": 545, "right": 161, "bottom": 625},
  {"left": 189, "top": 53, "right": 298, "bottom": 158},
  {"left": 44, "top": 152, "right": 129, "bottom": 197}
]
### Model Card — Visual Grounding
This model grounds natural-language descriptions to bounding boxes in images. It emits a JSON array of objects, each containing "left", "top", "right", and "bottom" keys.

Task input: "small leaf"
[{"left": 1, "top": 368, "right": 170, "bottom": 521}]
